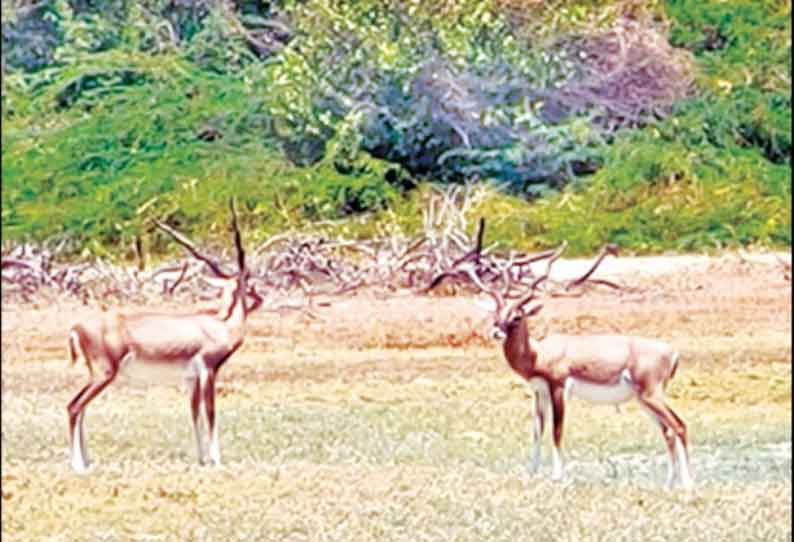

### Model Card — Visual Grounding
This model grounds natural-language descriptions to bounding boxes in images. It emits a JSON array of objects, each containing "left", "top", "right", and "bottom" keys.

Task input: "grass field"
[{"left": 1, "top": 253, "right": 791, "bottom": 541}]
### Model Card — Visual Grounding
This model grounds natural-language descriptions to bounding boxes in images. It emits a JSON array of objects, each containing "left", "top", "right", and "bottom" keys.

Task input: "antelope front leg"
[
  {"left": 641, "top": 406, "right": 679, "bottom": 490},
  {"left": 661, "top": 425, "right": 678, "bottom": 489},
  {"left": 639, "top": 392, "right": 694, "bottom": 490},
  {"left": 190, "top": 377, "right": 207, "bottom": 465},
  {"left": 66, "top": 370, "right": 117, "bottom": 473},
  {"left": 550, "top": 386, "right": 566, "bottom": 481},
  {"left": 203, "top": 368, "right": 222, "bottom": 467},
  {"left": 67, "top": 383, "right": 92, "bottom": 473},
  {"left": 528, "top": 392, "right": 546, "bottom": 474}
]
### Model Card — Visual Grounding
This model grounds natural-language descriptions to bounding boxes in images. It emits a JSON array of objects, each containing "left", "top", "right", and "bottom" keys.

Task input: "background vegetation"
[{"left": 2, "top": 0, "right": 791, "bottom": 258}]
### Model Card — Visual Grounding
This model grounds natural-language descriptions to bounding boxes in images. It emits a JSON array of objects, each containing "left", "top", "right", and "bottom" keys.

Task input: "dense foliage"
[{"left": 2, "top": 0, "right": 790, "bottom": 257}]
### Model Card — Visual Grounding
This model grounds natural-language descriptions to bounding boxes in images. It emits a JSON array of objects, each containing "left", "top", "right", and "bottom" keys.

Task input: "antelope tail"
[
  {"left": 68, "top": 327, "right": 93, "bottom": 377},
  {"left": 667, "top": 351, "right": 680, "bottom": 386},
  {"left": 68, "top": 329, "right": 80, "bottom": 366}
]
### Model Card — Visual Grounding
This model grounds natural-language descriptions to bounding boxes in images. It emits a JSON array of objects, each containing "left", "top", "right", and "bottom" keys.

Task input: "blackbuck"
[
  {"left": 66, "top": 200, "right": 264, "bottom": 473},
  {"left": 428, "top": 225, "right": 693, "bottom": 489}
]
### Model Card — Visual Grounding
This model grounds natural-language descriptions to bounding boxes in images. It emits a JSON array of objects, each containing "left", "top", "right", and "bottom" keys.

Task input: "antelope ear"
[{"left": 524, "top": 304, "right": 544, "bottom": 318}]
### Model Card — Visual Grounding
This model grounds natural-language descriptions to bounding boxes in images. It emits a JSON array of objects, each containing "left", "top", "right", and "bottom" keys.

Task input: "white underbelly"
[
  {"left": 118, "top": 357, "right": 197, "bottom": 387},
  {"left": 565, "top": 373, "right": 635, "bottom": 404}
]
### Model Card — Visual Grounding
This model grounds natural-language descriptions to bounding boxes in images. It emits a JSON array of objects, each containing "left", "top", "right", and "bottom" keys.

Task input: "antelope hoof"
[
  {"left": 209, "top": 446, "right": 221, "bottom": 467},
  {"left": 70, "top": 459, "right": 91, "bottom": 474}
]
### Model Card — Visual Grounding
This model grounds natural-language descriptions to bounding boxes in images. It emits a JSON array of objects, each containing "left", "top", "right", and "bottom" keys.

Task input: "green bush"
[{"left": 3, "top": 60, "right": 408, "bottom": 255}]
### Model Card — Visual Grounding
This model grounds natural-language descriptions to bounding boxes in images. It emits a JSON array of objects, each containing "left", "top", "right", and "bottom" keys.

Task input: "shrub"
[
  {"left": 266, "top": 0, "right": 692, "bottom": 193},
  {"left": 514, "top": 126, "right": 791, "bottom": 254},
  {"left": 665, "top": 0, "right": 791, "bottom": 94},
  {"left": 1, "top": 2, "right": 61, "bottom": 73}
]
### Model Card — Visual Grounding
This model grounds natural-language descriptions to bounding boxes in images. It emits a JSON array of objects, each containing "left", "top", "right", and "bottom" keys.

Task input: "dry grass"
[{"left": 1, "top": 253, "right": 791, "bottom": 541}]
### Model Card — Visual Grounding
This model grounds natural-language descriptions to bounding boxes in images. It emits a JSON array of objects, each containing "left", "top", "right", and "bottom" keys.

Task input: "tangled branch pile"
[{"left": 1, "top": 186, "right": 634, "bottom": 306}]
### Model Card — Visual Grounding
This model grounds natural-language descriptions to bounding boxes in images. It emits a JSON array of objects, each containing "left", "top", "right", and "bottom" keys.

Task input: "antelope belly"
[
  {"left": 118, "top": 358, "right": 194, "bottom": 386},
  {"left": 566, "top": 375, "right": 635, "bottom": 404}
]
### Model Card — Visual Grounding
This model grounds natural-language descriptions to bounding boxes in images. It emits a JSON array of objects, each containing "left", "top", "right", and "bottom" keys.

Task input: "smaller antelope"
[
  {"left": 429, "top": 227, "right": 693, "bottom": 489},
  {"left": 66, "top": 200, "right": 263, "bottom": 473}
]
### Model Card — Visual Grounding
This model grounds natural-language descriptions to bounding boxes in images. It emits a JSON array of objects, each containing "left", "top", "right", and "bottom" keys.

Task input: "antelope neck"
[
  {"left": 218, "top": 277, "right": 247, "bottom": 324},
  {"left": 502, "top": 319, "right": 538, "bottom": 377}
]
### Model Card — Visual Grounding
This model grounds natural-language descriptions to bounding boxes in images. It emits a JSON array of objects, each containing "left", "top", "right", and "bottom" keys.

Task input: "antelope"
[
  {"left": 65, "top": 200, "right": 263, "bottom": 473},
  {"left": 428, "top": 224, "right": 694, "bottom": 490}
]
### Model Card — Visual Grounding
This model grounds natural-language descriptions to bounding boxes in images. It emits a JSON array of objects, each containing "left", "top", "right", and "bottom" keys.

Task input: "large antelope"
[
  {"left": 66, "top": 200, "right": 263, "bottom": 473},
  {"left": 429, "top": 224, "right": 694, "bottom": 489}
]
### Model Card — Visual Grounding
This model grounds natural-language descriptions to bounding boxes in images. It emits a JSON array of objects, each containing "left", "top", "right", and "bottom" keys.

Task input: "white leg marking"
[
  {"left": 529, "top": 416, "right": 542, "bottom": 473},
  {"left": 528, "top": 397, "right": 543, "bottom": 474},
  {"left": 551, "top": 444, "right": 565, "bottom": 481},
  {"left": 563, "top": 378, "right": 574, "bottom": 403},
  {"left": 675, "top": 437, "right": 694, "bottom": 489},
  {"left": 78, "top": 411, "right": 89, "bottom": 465},
  {"left": 209, "top": 418, "right": 221, "bottom": 466},
  {"left": 199, "top": 397, "right": 210, "bottom": 463},
  {"left": 192, "top": 359, "right": 211, "bottom": 465},
  {"left": 193, "top": 403, "right": 206, "bottom": 465},
  {"left": 527, "top": 379, "right": 551, "bottom": 475},
  {"left": 71, "top": 412, "right": 89, "bottom": 473},
  {"left": 197, "top": 361, "right": 221, "bottom": 467},
  {"left": 663, "top": 428, "right": 677, "bottom": 490},
  {"left": 195, "top": 358, "right": 209, "bottom": 389}
]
